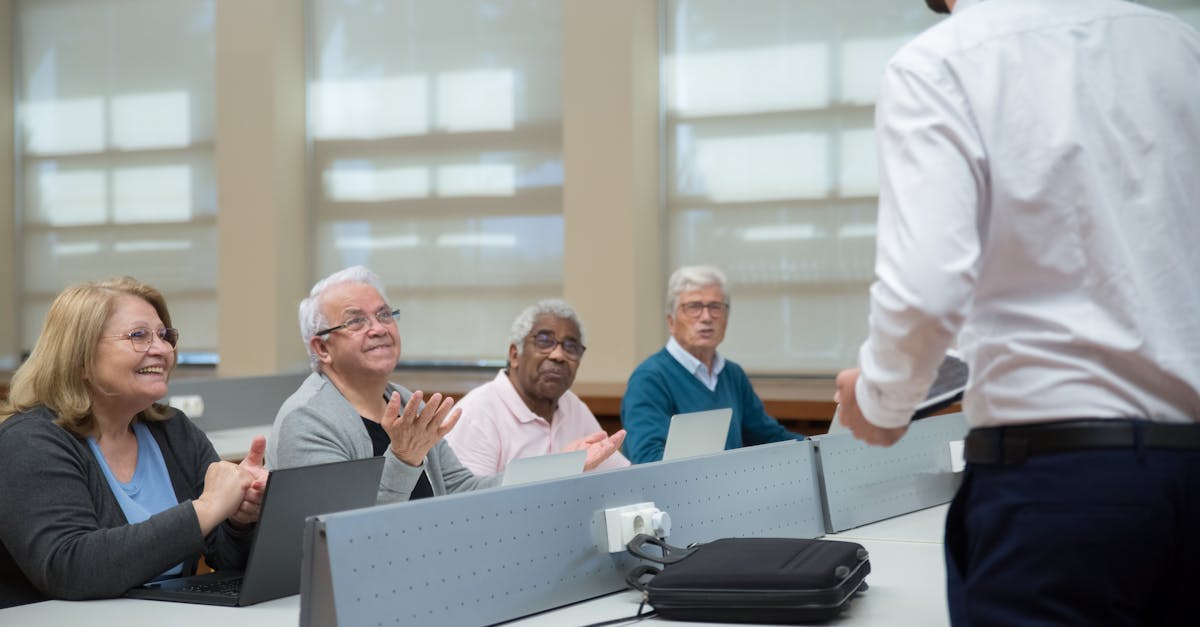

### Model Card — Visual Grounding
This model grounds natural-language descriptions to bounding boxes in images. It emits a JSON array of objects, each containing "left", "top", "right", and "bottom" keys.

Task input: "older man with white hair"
[
  {"left": 621, "top": 265, "right": 805, "bottom": 464},
  {"left": 267, "top": 265, "right": 499, "bottom": 503},
  {"left": 447, "top": 299, "right": 628, "bottom": 476}
]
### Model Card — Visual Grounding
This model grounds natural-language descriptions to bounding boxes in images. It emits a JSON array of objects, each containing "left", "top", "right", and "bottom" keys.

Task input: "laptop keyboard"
[{"left": 181, "top": 576, "right": 243, "bottom": 596}]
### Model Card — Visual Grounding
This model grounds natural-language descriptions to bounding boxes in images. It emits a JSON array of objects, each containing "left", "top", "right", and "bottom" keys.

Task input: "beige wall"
[
  {"left": 563, "top": 0, "right": 664, "bottom": 385},
  {"left": 213, "top": 0, "right": 309, "bottom": 376},
  {"left": 0, "top": 0, "right": 17, "bottom": 370}
]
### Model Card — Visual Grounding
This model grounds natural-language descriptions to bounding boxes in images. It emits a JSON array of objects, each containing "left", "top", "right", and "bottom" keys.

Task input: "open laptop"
[
  {"left": 828, "top": 352, "right": 969, "bottom": 433},
  {"left": 661, "top": 408, "right": 733, "bottom": 461},
  {"left": 500, "top": 449, "right": 587, "bottom": 487},
  {"left": 125, "top": 456, "right": 385, "bottom": 606}
]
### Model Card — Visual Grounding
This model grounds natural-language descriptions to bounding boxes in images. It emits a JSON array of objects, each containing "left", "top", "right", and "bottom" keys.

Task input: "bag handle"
[
  {"left": 625, "top": 533, "right": 693, "bottom": 565},
  {"left": 623, "top": 564, "right": 660, "bottom": 592}
]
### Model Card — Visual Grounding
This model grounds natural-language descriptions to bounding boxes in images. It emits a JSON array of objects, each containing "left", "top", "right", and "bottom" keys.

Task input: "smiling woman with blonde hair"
[{"left": 0, "top": 277, "right": 268, "bottom": 608}]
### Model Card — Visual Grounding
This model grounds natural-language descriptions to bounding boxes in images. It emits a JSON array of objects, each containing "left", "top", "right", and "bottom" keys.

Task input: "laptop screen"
[
  {"left": 662, "top": 408, "right": 733, "bottom": 461},
  {"left": 500, "top": 450, "right": 587, "bottom": 487}
]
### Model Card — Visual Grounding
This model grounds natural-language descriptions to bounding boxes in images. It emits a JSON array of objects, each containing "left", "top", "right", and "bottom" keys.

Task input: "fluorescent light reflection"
[
  {"left": 435, "top": 233, "right": 517, "bottom": 248},
  {"left": 838, "top": 223, "right": 877, "bottom": 238},
  {"left": 325, "top": 166, "right": 431, "bottom": 201},
  {"left": 741, "top": 224, "right": 823, "bottom": 242},
  {"left": 36, "top": 169, "right": 106, "bottom": 225},
  {"left": 23, "top": 97, "right": 105, "bottom": 154},
  {"left": 336, "top": 235, "right": 421, "bottom": 250},
  {"left": 668, "top": 44, "right": 829, "bottom": 116},
  {"left": 52, "top": 241, "right": 102, "bottom": 256},
  {"left": 436, "top": 69, "right": 515, "bottom": 132},
  {"left": 113, "top": 165, "right": 192, "bottom": 223},
  {"left": 310, "top": 76, "right": 430, "bottom": 139},
  {"left": 111, "top": 91, "right": 191, "bottom": 150},
  {"left": 437, "top": 164, "right": 516, "bottom": 197},
  {"left": 113, "top": 240, "right": 193, "bottom": 253},
  {"left": 695, "top": 133, "right": 829, "bottom": 202}
]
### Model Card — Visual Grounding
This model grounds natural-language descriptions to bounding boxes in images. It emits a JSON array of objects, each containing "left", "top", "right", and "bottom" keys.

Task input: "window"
[
  {"left": 15, "top": 0, "right": 217, "bottom": 361},
  {"left": 662, "top": 0, "right": 941, "bottom": 373},
  {"left": 308, "top": 0, "right": 564, "bottom": 364}
]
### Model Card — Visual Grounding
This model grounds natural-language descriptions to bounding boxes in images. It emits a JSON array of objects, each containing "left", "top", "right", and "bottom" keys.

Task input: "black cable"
[{"left": 575, "top": 598, "right": 658, "bottom": 627}]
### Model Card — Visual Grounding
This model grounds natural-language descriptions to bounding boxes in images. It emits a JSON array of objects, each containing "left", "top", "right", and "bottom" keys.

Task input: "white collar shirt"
[
  {"left": 856, "top": 0, "right": 1200, "bottom": 428},
  {"left": 667, "top": 336, "right": 726, "bottom": 392}
]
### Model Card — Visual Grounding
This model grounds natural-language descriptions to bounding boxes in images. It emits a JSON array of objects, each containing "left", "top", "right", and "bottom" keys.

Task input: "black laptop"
[{"left": 125, "top": 456, "right": 384, "bottom": 606}]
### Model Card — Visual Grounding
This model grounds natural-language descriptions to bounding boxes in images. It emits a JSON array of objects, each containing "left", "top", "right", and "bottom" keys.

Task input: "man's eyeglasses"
[
  {"left": 528, "top": 330, "right": 586, "bottom": 360},
  {"left": 678, "top": 301, "right": 730, "bottom": 319},
  {"left": 315, "top": 308, "right": 401, "bottom": 337},
  {"left": 106, "top": 327, "right": 180, "bottom": 352}
]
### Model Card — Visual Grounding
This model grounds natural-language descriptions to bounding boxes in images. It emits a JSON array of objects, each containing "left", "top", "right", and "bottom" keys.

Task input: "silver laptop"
[
  {"left": 500, "top": 449, "right": 587, "bottom": 487},
  {"left": 828, "top": 351, "right": 969, "bottom": 434},
  {"left": 662, "top": 408, "right": 733, "bottom": 461},
  {"left": 124, "top": 456, "right": 384, "bottom": 606}
]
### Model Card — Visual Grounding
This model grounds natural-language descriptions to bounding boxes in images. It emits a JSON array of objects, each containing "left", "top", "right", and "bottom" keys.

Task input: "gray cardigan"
[
  {"left": 0, "top": 406, "right": 254, "bottom": 608},
  {"left": 266, "top": 372, "right": 501, "bottom": 503}
]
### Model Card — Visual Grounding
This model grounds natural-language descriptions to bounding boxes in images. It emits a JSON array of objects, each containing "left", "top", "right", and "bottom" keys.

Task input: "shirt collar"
[
  {"left": 666, "top": 336, "right": 725, "bottom": 378},
  {"left": 494, "top": 369, "right": 554, "bottom": 425}
]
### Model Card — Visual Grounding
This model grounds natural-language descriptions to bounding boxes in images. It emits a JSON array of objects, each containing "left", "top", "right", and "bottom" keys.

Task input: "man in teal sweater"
[{"left": 621, "top": 266, "right": 805, "bottom": 463}]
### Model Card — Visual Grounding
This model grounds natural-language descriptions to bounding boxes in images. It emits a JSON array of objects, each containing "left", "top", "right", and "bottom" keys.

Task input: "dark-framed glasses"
[
  {"left": 315, "top": 308, "right": 400, "bottom": 336},
  {"left": 529, "top": 330, "right": 586, "bottom": 360},
  {"left": 678, "top": 301, "right": 729, "bottom": 318},
  {"left": 106, "top": 327, "right": 180, "bottom": 352}
]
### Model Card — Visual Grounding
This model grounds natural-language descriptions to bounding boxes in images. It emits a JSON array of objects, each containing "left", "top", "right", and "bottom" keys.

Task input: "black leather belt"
[{"left": 964, "top": 419, "right": 1200, "bottom": 465}]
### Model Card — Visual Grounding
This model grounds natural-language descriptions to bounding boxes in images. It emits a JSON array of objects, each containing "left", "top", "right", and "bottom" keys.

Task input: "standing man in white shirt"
[{"left": 834, "top": 1, "right": 1200, "bottom": 625}]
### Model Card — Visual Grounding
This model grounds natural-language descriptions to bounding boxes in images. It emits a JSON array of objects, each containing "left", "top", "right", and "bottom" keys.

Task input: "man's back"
[{"left": 880, "top": 0, "right": 1200, "bottom": 425}]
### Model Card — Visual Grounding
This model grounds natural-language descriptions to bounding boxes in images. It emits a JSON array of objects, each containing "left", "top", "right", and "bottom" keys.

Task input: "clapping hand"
[
  {"left": 565, "top": 429, "right": 627, "bottom": 471},
  {"left": 383, "top": 390, "right": 462, "bottom": 466}
]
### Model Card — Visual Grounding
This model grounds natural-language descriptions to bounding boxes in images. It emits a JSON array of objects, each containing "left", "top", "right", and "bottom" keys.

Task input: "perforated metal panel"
[
  {"left": 813, "top": 412, "right": 967, "bottom": 533},
  {"left": 301, "top": 440, "right": 823, "bottom": 627}
]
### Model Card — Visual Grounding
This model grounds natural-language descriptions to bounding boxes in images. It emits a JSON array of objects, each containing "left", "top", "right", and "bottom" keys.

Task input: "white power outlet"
[
  {"left": 602, "top": 502, "right": 672, "bottom": 553},
  {"left": 169, "top": 394, "right": 205, "bottom": 418}
]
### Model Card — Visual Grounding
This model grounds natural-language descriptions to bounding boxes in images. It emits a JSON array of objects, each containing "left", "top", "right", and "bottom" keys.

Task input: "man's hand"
[
  {"left": 834, "top": 368, "right": 909, "bottom": 447},
  {"left": 384, "top": 390, "right": 462, "bottom": 466},
  {"left": 565, "top": 429, "right": 627, "bottom": 471},
  {"left": 230, "top": 435, "right": 269, "bottom": 528}
]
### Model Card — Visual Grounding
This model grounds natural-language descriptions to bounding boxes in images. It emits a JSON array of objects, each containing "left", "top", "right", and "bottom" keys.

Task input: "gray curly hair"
[
  {"left": 299, "top": 265, "right": 389, "bottom": 372},
  {"left": 508, "top": 299, "right": 585, "bottom": 356},
  {"left": 666, "top": 265, "right": 729, "bottom": 315}
]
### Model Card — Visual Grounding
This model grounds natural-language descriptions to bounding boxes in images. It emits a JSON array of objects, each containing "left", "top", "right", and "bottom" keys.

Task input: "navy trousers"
[{"left": 945, "top": 448, "right": 1200, "bottom": 626}]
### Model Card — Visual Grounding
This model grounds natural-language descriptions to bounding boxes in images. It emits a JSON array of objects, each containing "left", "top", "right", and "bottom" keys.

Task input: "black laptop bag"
[{"left": 625, "top": 534, "right": 870, "bottom": 623}]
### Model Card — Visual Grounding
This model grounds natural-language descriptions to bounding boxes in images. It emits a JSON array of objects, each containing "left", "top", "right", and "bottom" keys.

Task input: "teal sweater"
[{"left": 620, "top": 348, "right": 804, "bottom": 464}]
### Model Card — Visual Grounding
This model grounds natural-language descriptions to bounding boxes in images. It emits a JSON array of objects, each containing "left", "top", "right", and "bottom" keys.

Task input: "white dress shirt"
[
  {"left": 666, "top": 336, "right": 726, "bottom": 392},
  {"left": 857, "top": 0, "right": 1200, "bottom": 429}
]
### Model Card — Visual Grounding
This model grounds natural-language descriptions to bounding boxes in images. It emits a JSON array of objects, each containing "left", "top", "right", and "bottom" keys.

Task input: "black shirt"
[{"left": 360, "top": 417, "right": 433, "bottom": 500}]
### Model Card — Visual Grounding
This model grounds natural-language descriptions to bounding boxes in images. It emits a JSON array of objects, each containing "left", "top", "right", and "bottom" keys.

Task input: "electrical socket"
[
  {"left": 602, "top": 502, "right": 672, "bottom": 553},
  {"left": 169, "top": 394, "right": 205, "bottom": 418}
]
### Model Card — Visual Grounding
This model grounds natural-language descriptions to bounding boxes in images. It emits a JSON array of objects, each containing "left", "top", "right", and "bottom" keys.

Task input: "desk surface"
[{"left": 0, "top": 506, "right": 950, "bottom": 627}]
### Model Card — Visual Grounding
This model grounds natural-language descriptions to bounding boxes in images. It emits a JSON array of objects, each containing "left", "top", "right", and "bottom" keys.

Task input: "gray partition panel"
[
  {"left": 301, "top": 440, "right": 823, "bottom": 627},
  {"left": 813, "top": 412, "right": 967, "bottom": 533},
  {"left": 165, "top": 373, "right": 307, "bottom": 431}
]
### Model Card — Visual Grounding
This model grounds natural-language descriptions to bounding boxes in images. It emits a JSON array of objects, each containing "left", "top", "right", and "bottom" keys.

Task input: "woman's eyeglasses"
[{"left": 106, "top": 327, "right": 180, "bottom": 352}]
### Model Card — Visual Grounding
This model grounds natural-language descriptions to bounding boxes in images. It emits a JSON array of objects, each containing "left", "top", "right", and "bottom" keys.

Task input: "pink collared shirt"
[{"left": 446, "top": 371, "right": 630, "bottom": 476}]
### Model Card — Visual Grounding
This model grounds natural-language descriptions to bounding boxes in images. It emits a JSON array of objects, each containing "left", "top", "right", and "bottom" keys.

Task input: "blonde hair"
[{"left": 0, "top": 277, "right": 176, "bottom": 436}]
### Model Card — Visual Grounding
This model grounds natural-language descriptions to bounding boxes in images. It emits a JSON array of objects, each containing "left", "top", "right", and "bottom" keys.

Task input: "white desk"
[{"left": 0, "top": 506, "right": 950, "bottom": 627}]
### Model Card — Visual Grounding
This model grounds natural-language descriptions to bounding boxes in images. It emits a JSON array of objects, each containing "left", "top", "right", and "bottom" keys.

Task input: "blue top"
[
  {"left": 88, "top": 422, "right": 184, "bottom": 578},
  {"left": 620, "top": 348, "right": 805, "bottom": 464}
]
